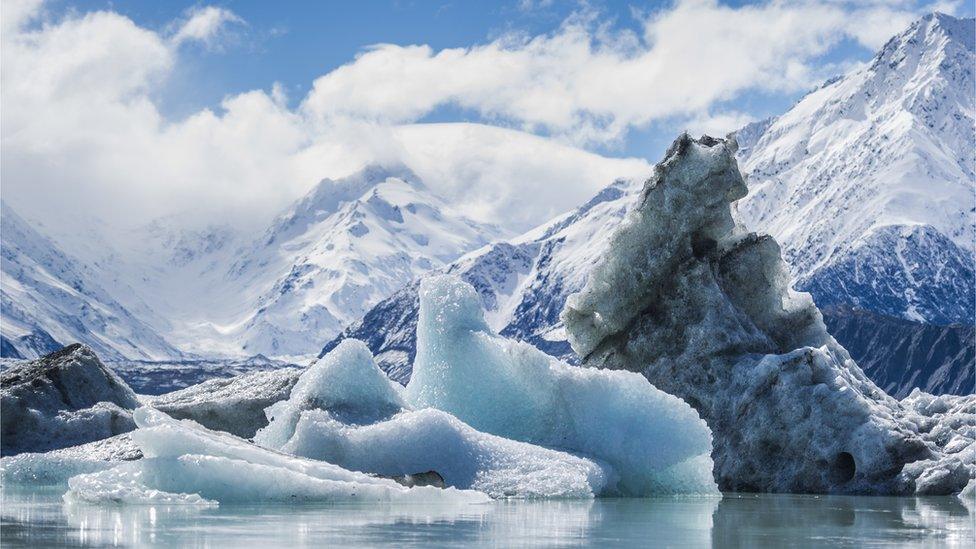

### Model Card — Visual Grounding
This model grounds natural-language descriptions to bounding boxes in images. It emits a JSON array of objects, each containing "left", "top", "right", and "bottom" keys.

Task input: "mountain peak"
[
  {"left": 924, "top": 12, "right": 974, "bottom": 37},
  {"left": 733, "top": 11, "right": 975, "bottom": 326},
  {"left": 871, "top": 12, "right": 974, "bottom": 72},
  {"left": 267, "top": 163, "right": 425, "bottom": 246}
]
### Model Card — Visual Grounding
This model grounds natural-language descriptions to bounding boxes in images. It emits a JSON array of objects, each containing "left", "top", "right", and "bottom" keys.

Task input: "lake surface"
[{"left": 2, "top": 486, "right": 973, "bottom": 547}]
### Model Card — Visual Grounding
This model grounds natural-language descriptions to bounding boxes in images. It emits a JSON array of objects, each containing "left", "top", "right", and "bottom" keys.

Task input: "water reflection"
[
  {"left": 2, "top": 486, "right": 972, "bottom": 548},
  {"left": 712, "top": 493, "right": 973, "bottom": 547}
]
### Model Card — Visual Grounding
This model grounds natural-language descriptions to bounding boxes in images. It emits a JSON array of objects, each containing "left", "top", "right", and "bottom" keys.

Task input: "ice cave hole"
[{"left": 832, "top": 452, "right": 856, "bottom": 483}]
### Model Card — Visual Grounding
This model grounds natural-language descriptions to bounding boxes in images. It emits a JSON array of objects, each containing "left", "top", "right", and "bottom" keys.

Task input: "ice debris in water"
[
  {"left": 63, "top": 408, "right": 489, "bottom": 505},
  {"left": 404, "top": 275, "right": 717, "bottom": 496},
  {"left": 561, "top": 133, "right": 975, "bottom": 495},
  {"left": 0, "top": 432, "right": 141, "bottom": 486},
  {"left": 256, "top": 339, "right": 610, "bottom": 498}
]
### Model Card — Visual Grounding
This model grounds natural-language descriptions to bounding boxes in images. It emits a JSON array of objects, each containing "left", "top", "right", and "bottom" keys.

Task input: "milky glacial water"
[{"left": 2, "top": 486, "right": 973, "bottom": 548}]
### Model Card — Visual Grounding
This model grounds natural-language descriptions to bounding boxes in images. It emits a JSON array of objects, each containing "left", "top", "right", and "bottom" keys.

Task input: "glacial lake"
[{"left": 2, "top": 486, "right": 973, "bottom": 548}]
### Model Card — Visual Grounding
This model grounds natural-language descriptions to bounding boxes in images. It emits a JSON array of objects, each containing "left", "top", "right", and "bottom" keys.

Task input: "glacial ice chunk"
[
  {"left": 404, "top": 274, "right": 717, "bottom": 496},
  {"left": 1, "top": 433, "right": 142, "bottom": 486},
  {"left": 1, "top": 344, "right": 138, "bottom": 455},
  {"left": 256, "top": 339, "right": 609, "bottom": 498},
  {"left": 960, "top": 477, "right": 976, "bottom": 507},
  {"left": 254, "top": 340, "right": 405, "bottom": 448},
  {"left": 279, "top": 407, "right": 609, "bottom": 499},
  {"left": 64, "top": 408, "right": 489, "bottom": 505},
  {"left": 152, "top": 367, "right": 302, "bottom": 438},
  {"left": 561, "top": 134, "right": 974, "bottom": 495}
]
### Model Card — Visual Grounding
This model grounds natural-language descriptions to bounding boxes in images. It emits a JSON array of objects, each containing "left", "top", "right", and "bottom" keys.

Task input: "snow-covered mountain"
[
  {"left": 322, "top": 176, "right": 642, "bottom": 382},
  {"left": 0, "top": 202, "right": 181, "bottom": 360},
  {"left": 4, "top": 13, "right": 971, "bottom": 373},
  {"left": 733, "top": 12, "right": 975, "bottom": 325},
  {"left": 326, "top": 14, "right": 976, "bottom": 395},
  {"left": 226, "top": 165, "right": 505, "bottom": 356},
  {"left": 2, "top": 165, "right": 504, "bottom": 360}
]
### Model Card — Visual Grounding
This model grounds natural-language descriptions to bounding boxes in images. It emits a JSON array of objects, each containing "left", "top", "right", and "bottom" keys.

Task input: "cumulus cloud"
[
  {"left": 170, "top": 6, "right": 244, "bottom": 48},
  {"left": 0, "top": 0, "right": 954, "bottom": 244},
  {"left": 0, "top": 1, "right": 648, "bottom": 240},
  {"left": 301, "top": 0, "right": 952, "bottom": 145}
]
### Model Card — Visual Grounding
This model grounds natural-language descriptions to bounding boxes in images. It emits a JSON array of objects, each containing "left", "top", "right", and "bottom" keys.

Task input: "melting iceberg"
[
  {"left": 255, "top": 340, "right": 407, "bottom": 448},
  {"left": 64, "top": 408, "right": 489, "bottom": 505},
  {"left": 256, "top": 340, "right": 610, "bottom": 498},
  {"left": 561, "top": 134, "right": 975, "bottom": 495},
  {"left": 404, "top": 275, "right": 716, "bottom": 495},
  {"left": 271, "top": 407, "right": 610, "bottom": 499}
]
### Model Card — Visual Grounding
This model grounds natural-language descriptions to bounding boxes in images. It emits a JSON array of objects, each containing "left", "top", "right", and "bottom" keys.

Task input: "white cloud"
[
  {"left": 0, "top": 0, "right": 952, "bottom": 245},
  {"left": 392, "top": 124, "right": 649, "bottom": 228},
  {"left": 0, "top": 2, "right": 648, "bottom": 240},
  {"left": 680, "top": 111, "right": 757, "bottom": 138},
  {"left": 170, "top": 6, "right": 243, "bottom": 48},
  {"left": 302, "top": 0, "right": 950, "bottom": 145}
]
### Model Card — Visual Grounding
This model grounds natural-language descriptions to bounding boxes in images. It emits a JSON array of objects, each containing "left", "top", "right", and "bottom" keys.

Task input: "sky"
[{"left": 2, "top": 0, "right": 971, "bottom": 239}]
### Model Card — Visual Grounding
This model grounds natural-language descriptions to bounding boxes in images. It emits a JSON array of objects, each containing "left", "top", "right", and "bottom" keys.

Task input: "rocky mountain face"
[
  {"left": 822, "top": 306, "right": 974, "bottom": 398},
  {"left": 733, "top": 12, "right": 975, "bottom": 326}
]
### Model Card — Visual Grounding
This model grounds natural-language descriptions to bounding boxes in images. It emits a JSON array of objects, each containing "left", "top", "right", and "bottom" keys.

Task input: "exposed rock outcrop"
[{"left": 562, "top": 134, "right": 974, "bottom": 495}]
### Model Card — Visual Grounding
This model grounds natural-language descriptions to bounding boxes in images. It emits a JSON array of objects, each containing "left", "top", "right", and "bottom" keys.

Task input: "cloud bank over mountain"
[{"left": 1, "top": 0, "right": 961, "bottom": 241}]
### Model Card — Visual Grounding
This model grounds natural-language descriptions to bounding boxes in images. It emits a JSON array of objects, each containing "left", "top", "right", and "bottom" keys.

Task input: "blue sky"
[{"left": 4, "top": 0, "right": 971, "bottom": 234}]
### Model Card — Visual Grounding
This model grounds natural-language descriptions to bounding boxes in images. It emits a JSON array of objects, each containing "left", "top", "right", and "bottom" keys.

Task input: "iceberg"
[
  {"left": 254, "top": 340, "right": 406, "bottom": 448},
  {"left": 561, "top": 134, "right": 975, "bottom": 495},
  {"left": 275, "top": 407, "right": 609, "bottom": 499},
  {"left": 64, "top": 408, "right": 489, "bottom": 505},
  {"left": 403, "top": 275, "right": 717, "bottom": 496},
  {"left": 1, "top": 344, "right": 139, "bottom": 456},
  {"left": 256, "top": 339, "right": 610, "bottom": 498}
]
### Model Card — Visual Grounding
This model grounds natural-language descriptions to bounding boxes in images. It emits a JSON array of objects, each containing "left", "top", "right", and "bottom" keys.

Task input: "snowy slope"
[
  {"left": 0, "top": 203, "right": 181, "bottom": 360},
  {"left": 226, "top": 165, "right": 506, "bottom": 356},
  {"left": 734, "top": 12, "right": 975, "bottom": 325},
  {"left": 322, "top": 177, "right": 642, "bottom": 382},
  {"left": 4, "top": 165, "right": 504, "bottom": 359}
]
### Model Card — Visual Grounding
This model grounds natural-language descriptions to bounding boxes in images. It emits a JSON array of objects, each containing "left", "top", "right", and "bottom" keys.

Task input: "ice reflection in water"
[{"left": 2, "top": 486, "right": 973, "bottom": 547}]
